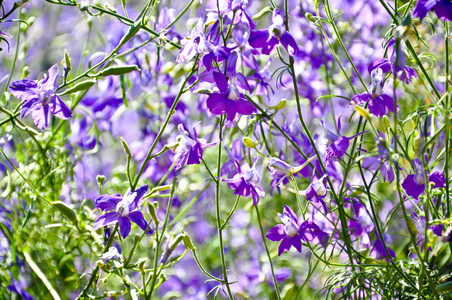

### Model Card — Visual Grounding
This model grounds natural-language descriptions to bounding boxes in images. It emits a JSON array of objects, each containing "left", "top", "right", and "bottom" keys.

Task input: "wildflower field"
[{"left": 1, "top": 0, "right": 452, "bottom": 299}]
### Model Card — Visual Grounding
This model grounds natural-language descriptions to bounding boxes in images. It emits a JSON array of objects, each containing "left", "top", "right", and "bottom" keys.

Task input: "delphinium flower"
[
  {"left": 266, "top": 205, "right": 329, "bottom": 255},
  {"left": 249, "top": 8, "right": 299, "bottom": 55},
  {"left": 99, "top": 246, "right": 122, "bottom": 263},
  {"left": 413, "top": 0, "right": 452, "bottom": 22},
  {"left": 203, "top": 51, "right": 255, "bottom": 121},
  {"left": 81, "top": 77, "right": 123, "bottom": 114},
  {"left": 173, "top": 123, "right": 219, "bottom": 170},
  {"left": 177, "top": 17, "right": 230, "bottom": 69},
  {"left": 267, "top": 156, "right": 314, "bottom": 186},
  {"left": 368, "top": 39, "right": 418, "bottom": 85},
  {"left": 219, "top": 157, "right": 265, "bottom": 205},
  {"left": 352, "top": 68, "right": 396, "bottom": 117},
  {"left": 93, "top": 185, "right": 153, "bottom": 238},
  {"left": 401, "top": 158, "right": 446, "bottom": 200},
  {"left": 321, "top": 114, "right": 368, "bottom": 163},
  {"left": 411, "top": 212, "right": 443, "bottom": 251},
  {"left": 9, "top": 64, "right": 72, "bottom": 130}
]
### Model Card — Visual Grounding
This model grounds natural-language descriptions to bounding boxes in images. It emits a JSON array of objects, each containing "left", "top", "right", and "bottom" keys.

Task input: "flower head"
[
  {"left": 173, "top": 122, "right": 219, "bottom": 170},
  {"left": 9, "top": 64, "right": 72, "bottom": 130},
  {"left": 266, "top": 205, "right": 329, "bottom": 255},
  {"left": 220, "top": 157, "right": 265, "bottom": 205},
  {"left": 93, "top": 185, "right": 152, "bottom": 238},
  {"left": 249, "top": 9, "right": 299, "bottom": 55}
]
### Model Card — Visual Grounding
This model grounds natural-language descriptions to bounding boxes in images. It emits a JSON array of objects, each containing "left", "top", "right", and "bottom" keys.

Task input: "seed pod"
[
  {"left": 96, "top": 65, "right": 140, "bottom": 77},
  {"left": 61, "top": 79, "right": 96, "bottom": 95}
]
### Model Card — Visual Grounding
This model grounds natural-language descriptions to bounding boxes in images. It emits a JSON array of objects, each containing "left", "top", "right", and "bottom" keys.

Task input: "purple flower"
[
  {"left": 413, "top": 0, "right": 452, "bottom": 21},
  {"left": 93, "top": 185, "right": 152, "bottom": 239},
  {"left": 9, "top": 64, "right": 72, "bottom": 130},
  {"left": 204, "top": 51, "right": 255, "bottom": 121},
  {"left": 368, "top": 40, "right": 418, "bottom": 84},
  {"left": 267, "top": 156, "right": 314, "bottom": 185},
  {"left": 249, "top": 9, "right": 299, "bottom": 55},
  {"left": 352, "top": 68, "right": 396, "bottom": 117},
  {"left": 99, "top": 246, "right": 122, "bottom": 263},
  {"left": 401, "top": 158, "right": 446, "bottom": 200},
  {"left": 266, "top": 205, "right": 329, "bottom": 255},
  {"left": 220, "top": 157, "right": 265, "bottom": 205},
  {"left": 321, "top": 114, "right": 368, "bottom": 163},
  {"left": 173, "top": 123, "right": 219, "bottom": 170}
]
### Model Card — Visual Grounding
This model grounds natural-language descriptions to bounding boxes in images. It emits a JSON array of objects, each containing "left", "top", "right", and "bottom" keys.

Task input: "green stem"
[{"left": 254, "top": 205, "right": 282, "bottom": 300}]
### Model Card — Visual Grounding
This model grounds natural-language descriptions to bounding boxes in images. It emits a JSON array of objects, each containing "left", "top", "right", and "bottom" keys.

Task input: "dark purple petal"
[
  {"left": 262, "top": 37, "right": 279, "bottom": 55},
  {"left": 225, "top": 99, "right": 238, "bottom": 121},
  {"left": 95, "top": 193, "right": 122, "bottom": 211},
  {"left": 435, "top": 0, "right": 452, "bottom": 21},
  {"left": 291, "top": 235, "right": 302, "bottom": 253},
  {"left": 380, "top": 94, "right": 396, "bottom": 113},
  {"left": 351, "top": 93, "right": 372, "bottom": 105},
  {"left": 325, "top": 136, "right": 350, "bottom": 161},
  {"left": 402, "top": 174, "right": 425, "bottom": 200},
  {"left": 213, "top": 72, "right": 228, "bottom": 93},
  {"left": 52, "top": 96, "right": 73, "bottom": 120},
  {"left": 226, "top": 51, "right": 238, "bottom": 77},
  {"left": 278, "top": 236, "right": 292, "bottom": 256},
  {"left": 429, "top": 172, "right": 446, "bottom": 188},
  {"left": 129, "top": 211, "right": 152, "bottom": 234},
  {"left": 266, "top": 224, "right": 287, "bottom": 241},
  {"left": 282, "top": 205, "right": 298, "bottom": 224},
  {"left": 413, "top": 0, "right": 437, "bottom": 20},
  {"left": 236, "top": 98, "right": 255, "bottom": 116},
  {"left": 93, "top": 212, "right": 118, "bottom": 230},
  {"left": 236, "top": 73, "right": 252, "bottom": 92},
  {"left": 206, "top": 93, "right": 227, "bottom": 115},
  {"left": 249, "top": 30, "right": 270, "bottom": 49},
  {"left": 368, "top": 58, "right": 392, "bottom": 74},
  {"left": 118, "top": 216, "right": 132, "bottom": 238},
  {"left": 129, "top": 185, "right": 149, "bottom": 210},
  {"left": 280, "top": 32, "right": 299, "bottom": 56}
]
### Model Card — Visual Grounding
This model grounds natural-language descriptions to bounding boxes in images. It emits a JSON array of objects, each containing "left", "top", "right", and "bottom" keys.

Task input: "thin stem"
[
  {"left": 215, "top": 116, "right": 234, "bottom": 299},
  {"left": 254, "top": 205, "right": 282, "bottom": 300}
]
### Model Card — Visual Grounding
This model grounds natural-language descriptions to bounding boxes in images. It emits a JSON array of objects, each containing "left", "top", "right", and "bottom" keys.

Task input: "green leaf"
[
  {"left": 61, "top": 79, "right": 96, "bottom": 95},
  {"left": 96, "top": 65, "right": 140, "bottom": 77},
  {"left": 51, "top": 201, "right": 79, "bottom": 228}
]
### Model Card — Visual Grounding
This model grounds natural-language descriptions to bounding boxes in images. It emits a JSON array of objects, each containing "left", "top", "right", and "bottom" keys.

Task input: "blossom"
[
  {"left": 204, "top": 51, "right": 255, "bottom": 121},
  {"left": 220, "top": 157, "right": 265, "bottom": 205},
  {"left": 401, "top": 158, "right": 446, "bottom": 200},
  {"left": 9, "top": 64, "right": 72, "bottom": 130},
  {"left": 413, "top": 0, "right": 452, "bottom": 21},
  {"left": 173, "top": 123, "right": 219, "bottom": 170},
  {"left": 368, "top": 39, "right": 418, "bottom": 85},
  {"left": 249, "top": 9, "right": 299, "bottom": 55},
  {"left": 321, "top": 114, "right": 368, "bottom": 162},
  {"left": 93, "top": 185, "right": 153, "bottom": 238},
  {"left": 352, "top": 68, "right": 396, "bottom": 117},
  {"left": 266, "top": 205, "right": 329, "bottom": 255}
]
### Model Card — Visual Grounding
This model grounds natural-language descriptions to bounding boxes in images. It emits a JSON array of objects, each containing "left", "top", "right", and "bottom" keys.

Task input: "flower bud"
[
  {"left": 182, "top": 231, "right": 196, "bottom": 250},
  {"left": 121, "top": 137, "right": 132, "bottom": 157},
  {"left": 275, "top": 99, "right": 287, "bottom": 110},
  {"left": 243, "top": 137, "right": 259, "bottom": 148},
  {"left": 382, "top": 115, "right": 390, "bottom": 130},
  {"left": 96, "top": 175, "right": 106, "bottom": 189},
  {"left": 353, "top": 104, "right": 372, "bottom": 122},
  {"left": 305, "top": 13, "right": 316, "bottom": 23}
]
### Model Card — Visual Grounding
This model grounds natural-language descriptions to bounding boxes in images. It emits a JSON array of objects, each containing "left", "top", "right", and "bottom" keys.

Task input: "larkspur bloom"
[
  {"left": 411, "top": 212, "right": 443, "bottom": 251},
  {"left": 204, "top": 51, "right": 255, "bottom": 121},
  {"left": 368, "top": 39, "right": 418, "bottom": 85},
  {"left": 249, "top": 9, "right": 299, "bottom": 55},
  {"left": 9, "top": 64, "right": 72, "bottom": 130},
  {"left": 401, "top": 158, "right": 446, "bottom": 200},
  {"left": 173, "top": 123, "right": 219, "bottom": 170},
  {"left": 321, "top": 114, "right": 368, "bottom": 163},
  {"left": 413, "top": 0, "right": 452, "bottom": 21},
  {"left": 93, "top": 185, "right": 153, "bottom": 239},
  {"left": 352, "top": 68, "right": 396, "bottom": 117},
  {"left": 220, "top": 157, "right": 265, "bottom": 205},
  {"left": 266, "top": 205, "right": 329, "bottom": 255},
  {"left": 267, "top": 156, "right": 315, "bottom": 185}
]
